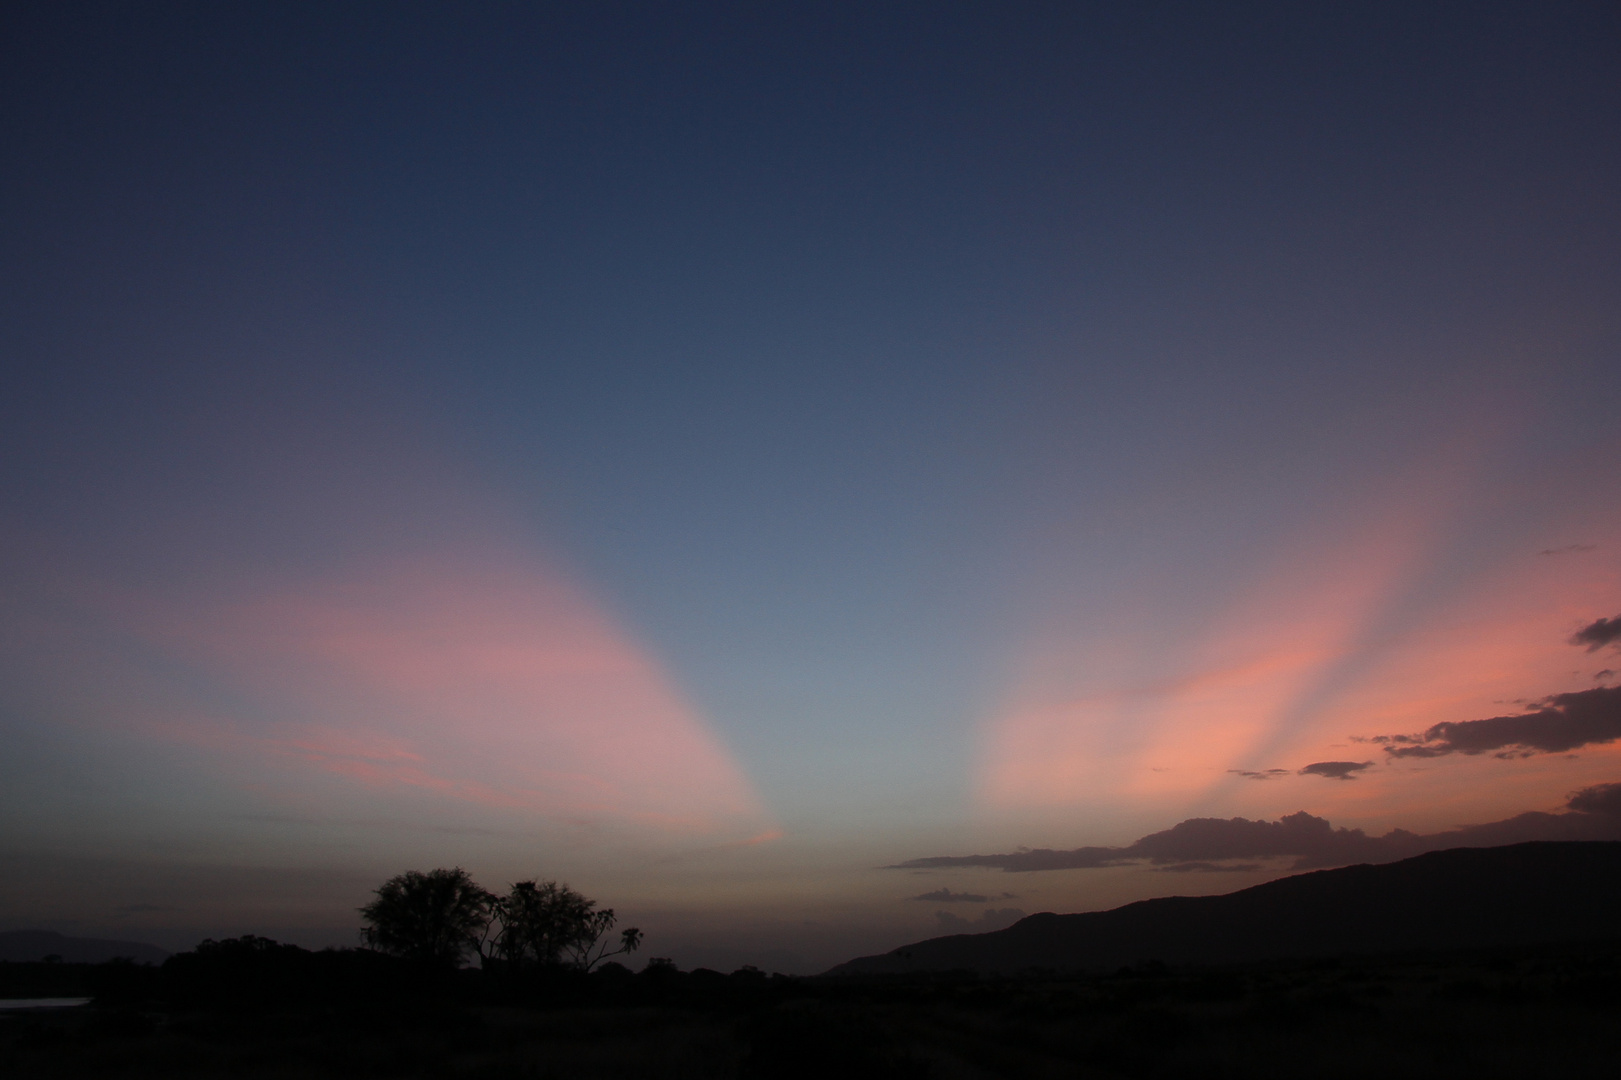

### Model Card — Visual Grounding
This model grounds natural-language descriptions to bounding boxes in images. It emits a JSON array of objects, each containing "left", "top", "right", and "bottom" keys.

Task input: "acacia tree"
[
  {"left": 488, "top": 880, "right": 642, "bottom": 972},
  {"left": 360, "top": 867, "right": 495, "bottom": 967},
  {"left": 571, "top": 912, "right": 643, "bottom": 972}
]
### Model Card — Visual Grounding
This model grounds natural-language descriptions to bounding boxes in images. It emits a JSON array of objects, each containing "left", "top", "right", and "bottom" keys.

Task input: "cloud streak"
[
  {"left": 888, "top": 782, "right": 1621, "bottom": 873},
  {"left": 908, "top": 889, "right": 1016, "bottom": 903}
]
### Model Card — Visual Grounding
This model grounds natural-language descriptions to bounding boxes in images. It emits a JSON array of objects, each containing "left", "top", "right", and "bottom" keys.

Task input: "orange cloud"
[
  {"left": 976, "top": 444, "right": 1621, "bottom": 831},
  {"left": 981, "top": 478, "right": 1448, "bottom": 809}
]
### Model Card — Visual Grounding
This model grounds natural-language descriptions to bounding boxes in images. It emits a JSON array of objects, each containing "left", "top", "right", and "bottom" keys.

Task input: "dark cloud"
[
  {"left": 1566, "top": 781, "right": 1621, "bottom": 816},
  {"left": 887, "top": 783, "right": 1621, "bottom": 874},
  {"left": 1298, "top": 760, "right": 1372, "bottom": 780},
  {"left": 1572, "top": 615, "right": 1621, "bottom": 651},
  {"left": 1371, "top": 686, "right": 1621, "bottom": 758},
  {"left": 1153, "top": 862, "right": 1263, "bottom": 873},
  {"left": 934, "top": 908, "right": 1025, "bottom": 933},
  {"left": 1229, "top": 769, "right": 1290, "bottom": 781},
  {"left": 1129, "top": 811, "right": 1388, "bottom": 865},
  {"left": 890, "top": 811, "right": 1391, "bottom": 872},
  {"left": 1538, "top": 544, "right": 1596, "bottom": 556},
  {"left": 1596, "top": 670, "right": 1615, "bottom": 681}
]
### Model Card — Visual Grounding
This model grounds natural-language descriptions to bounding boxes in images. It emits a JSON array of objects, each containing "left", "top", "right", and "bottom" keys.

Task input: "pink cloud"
[{"left": 84, "top": 555, "right": 771, "bottom": 836}]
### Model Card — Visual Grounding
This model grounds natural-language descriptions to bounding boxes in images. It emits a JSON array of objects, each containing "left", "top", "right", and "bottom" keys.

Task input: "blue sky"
[{"left": 2, "top": 2, "right": 1619, "bottom": 971}]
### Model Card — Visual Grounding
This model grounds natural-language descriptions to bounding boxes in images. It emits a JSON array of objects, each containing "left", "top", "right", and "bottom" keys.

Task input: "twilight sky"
[{"left": 2, "top": 2, "right": 1619, "bottom": 973}]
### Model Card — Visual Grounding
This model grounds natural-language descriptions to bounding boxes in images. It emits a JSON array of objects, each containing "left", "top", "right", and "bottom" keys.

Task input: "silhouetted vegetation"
[
  {"left": 360, "top": 868, "right": 641, "bottom": 976},
  {"left": 0, "top": 959, "right": 96, "bottom": 1000},
  {"left": 8, "top": 853, "right": 1621, "bottom": 1076},
  {"left": 6, "top": 937, "right": 1621, "bottom": 1077},
  {"left": 360, "top": 867, "right": 496, "bottom": 968},
  {"left": 485, "top": 879, "right": 642, "bottom": 974}
]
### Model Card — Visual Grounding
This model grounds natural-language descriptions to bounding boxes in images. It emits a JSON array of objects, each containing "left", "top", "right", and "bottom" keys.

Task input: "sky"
[{"left": 2, "top": 1, "right": 1619, "bottom": 974}]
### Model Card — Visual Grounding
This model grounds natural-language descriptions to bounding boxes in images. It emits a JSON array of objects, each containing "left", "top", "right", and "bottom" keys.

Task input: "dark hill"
[
  {"left": 829, "top": 841, "right": 1621, "bottom": 975},
  {"left": 0, "top": 929, "right": 169, "bottom": 965}
]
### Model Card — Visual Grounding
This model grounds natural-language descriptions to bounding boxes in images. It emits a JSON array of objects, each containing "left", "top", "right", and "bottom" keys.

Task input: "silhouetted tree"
[
  {"left": 489, "top": 879, "right": 642, "bottom": 972},
  {"left": 360, "top": 867, "right": 494, "bottom": 967}
]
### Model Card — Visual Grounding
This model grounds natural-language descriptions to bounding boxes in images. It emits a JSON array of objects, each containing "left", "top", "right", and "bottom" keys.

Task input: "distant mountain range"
[
  {"left": 0, "top": 930, "right": 170, "bottom": 965},
  {"left": 828, "top": 841, "right": 1621, "bottom": 975}
]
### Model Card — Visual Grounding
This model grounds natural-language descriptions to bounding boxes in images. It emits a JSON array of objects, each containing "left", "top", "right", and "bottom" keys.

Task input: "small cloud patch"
[
  {"left": 1229, "top": 769, "right": 1289, "bottom": 781},
  {"left": 1572, "top": 616, "right": 1621, "bottom": 652},
  {"left": 1298, "top": 761, "right": 1372, "bottom": 780},
  {"left": 934, "top": 908, "right": 1025, "bottom": 933}
]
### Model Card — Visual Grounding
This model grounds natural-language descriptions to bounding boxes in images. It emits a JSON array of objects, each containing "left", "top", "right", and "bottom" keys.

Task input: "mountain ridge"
[
  {"left": 828, "top": 841, "right": 1621, "bottom": 975},
  {"left": 0, "top": 929, "right": 170, "bottom": 965}
]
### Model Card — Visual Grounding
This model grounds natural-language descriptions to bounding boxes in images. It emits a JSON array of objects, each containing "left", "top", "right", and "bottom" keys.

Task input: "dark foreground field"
[{"left": 4, "top": 938, "right": 1621, "bottom": 1079}]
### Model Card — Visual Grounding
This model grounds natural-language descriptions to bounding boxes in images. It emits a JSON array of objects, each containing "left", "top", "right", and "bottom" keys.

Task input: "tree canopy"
[
  {"left": 489, "top": 879, "right": 642, "bottom": 972},
  {"left": 360, "top": 868, "right": 639, "bottom": 972},
  {"left": 360, "top": 867, "right": 494, "bottom": 967}
]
